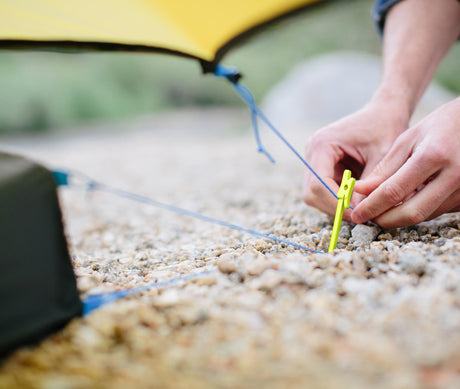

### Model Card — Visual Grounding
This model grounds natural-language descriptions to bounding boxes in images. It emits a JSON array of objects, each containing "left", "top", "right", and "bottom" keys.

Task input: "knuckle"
[
  {"left": 452, "top": 171, "right": 460, "bottom": 184},
  {"left": 372, "top": 162, "right": 386, "bottom": 178},
  {"left": 361, "top": 204, "right": 380, "bottom": 221},
  {"left": 302, "top": 187, "right": 315, "bottom": 206},
  {"left": 306, "top": 138, "right": 322, "bottom": 153},
  {"left": 382, "top": 181, "right": 404, "bottom": 204},
  {"left": 305, "top": 137, "right": 323, "bottom": 157},
  {"left": 405, "top": 207, "right": 428, "bottom": 226},
  {"left": 424, "top": 145, "right": 448, "bottom": 165},
  {"left": 377, "top": 205, "right": 428, "bottom": 229},
  {"left": 449, "top": 166, "right": 460, "bottom": 182}
]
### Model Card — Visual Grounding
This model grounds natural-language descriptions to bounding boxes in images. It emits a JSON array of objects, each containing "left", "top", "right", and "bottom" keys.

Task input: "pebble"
[
  {"left": 439, "top": 227, "right": 460, "bottom": 239},
  {"left": 217, "top": 259, "right": 238, "bottom": 274},
  {"left": 351, "top": 224, "right": 380, "bottom": 244},
  {"left": 254, "top": 269, "right": 284, "bottom": 290},
  {"left": 243, "top": 258, "right": 274, "bottom": 276},
  {"left": 339, "top": 224, "right": 352, "bottom": 240},
  {"left": 434, "top": 238, "right": 447, "bottom": 247},
  {"left": 192, "top": 274, "right": 217, "bottom": 287},
  {"left": 398, "top": 254, "right": 427, "bottom": 277},
  {"left": 151, "top": 289, "right": 183, "bottom": 308}
]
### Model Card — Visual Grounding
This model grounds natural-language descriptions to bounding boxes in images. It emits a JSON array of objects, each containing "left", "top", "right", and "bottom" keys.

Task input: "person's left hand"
[{"left": 352, "top": 97, "right": 460, "bottom": 228}]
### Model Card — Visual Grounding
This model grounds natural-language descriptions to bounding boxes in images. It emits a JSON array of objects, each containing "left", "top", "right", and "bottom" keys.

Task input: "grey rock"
[
  {"left": 339, "top": 224, "right": 352, "bottom": 240},
  {"left": 434, "top": 237, "right": 447, "bottom": 247},
  {"left": 439, "top": 227, "right": 460, "bottom": 239},
  {"left": 351, "top": 225, "right": 380, "bottom": 244}
]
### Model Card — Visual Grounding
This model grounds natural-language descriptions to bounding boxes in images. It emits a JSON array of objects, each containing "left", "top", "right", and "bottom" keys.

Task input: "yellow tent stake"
[{"left": 328, "top": 169, "right": 355, "bottom": 252}]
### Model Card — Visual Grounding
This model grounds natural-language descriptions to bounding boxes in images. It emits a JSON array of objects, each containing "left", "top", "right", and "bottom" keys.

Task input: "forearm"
[{"left": 373, "top": 0, "right": 460, "bottom": 119}]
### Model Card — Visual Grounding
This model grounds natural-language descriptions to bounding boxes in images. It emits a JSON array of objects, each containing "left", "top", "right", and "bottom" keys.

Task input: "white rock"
[{"left": 351, "top": 225, "right": 380, "bottom": 244}]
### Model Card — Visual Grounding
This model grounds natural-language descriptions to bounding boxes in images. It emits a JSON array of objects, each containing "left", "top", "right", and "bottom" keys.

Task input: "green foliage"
[
  {"left": 435, "top": 47, "right": 460, "bottom": 95},
  {"left": 0, "top": 0, "right": 458, "bottom": 134}
]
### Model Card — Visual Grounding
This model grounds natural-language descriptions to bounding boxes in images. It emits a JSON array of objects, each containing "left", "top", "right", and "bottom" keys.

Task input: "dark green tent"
[{"left": 0, "top": 152, "right": 82, "bottom": 358}]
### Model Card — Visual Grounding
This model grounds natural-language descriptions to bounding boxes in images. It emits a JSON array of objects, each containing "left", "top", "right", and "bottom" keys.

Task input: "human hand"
[
  {"left": 303, "top": 98, "right": 410, "bottom": 221},
  {"left": 352, "top": 97, "right": 460, "bottom": 228}
]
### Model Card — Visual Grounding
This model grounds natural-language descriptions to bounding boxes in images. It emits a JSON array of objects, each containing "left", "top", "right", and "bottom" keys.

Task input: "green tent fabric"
[{"left": 0, "top": 152, "right": 82, "bottom": 358}]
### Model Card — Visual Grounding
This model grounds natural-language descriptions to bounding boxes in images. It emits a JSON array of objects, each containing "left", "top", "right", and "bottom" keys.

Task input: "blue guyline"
[
  {"left": 82, "top": 270, "right": 216, "bottom": 315},
  {"left": 54, "top": 169, "right": 323, "bottom": 314},
  {"left": 214, "top": 64, "right": 355, "bottom": 211},
  {"left": 53, "top": 170, "right": 323, "bottom": 255}
]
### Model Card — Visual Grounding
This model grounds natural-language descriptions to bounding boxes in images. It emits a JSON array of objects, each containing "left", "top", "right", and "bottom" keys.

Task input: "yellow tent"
[{"left": 0, "top": 0, "right": 323, "bottom": 70}]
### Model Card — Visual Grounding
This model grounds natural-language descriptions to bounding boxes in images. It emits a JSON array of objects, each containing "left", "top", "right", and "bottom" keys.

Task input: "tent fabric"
[
  {"left": 0, "top": 152, "right": 82, "bottom": 358},
  {"left": 0, "top": 0, "right": 323, "bottom": 68}
]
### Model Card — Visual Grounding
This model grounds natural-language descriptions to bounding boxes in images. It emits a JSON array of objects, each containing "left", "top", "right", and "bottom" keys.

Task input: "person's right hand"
[{"left": 302, "top": 97, "right": 410, "bottom": 221}]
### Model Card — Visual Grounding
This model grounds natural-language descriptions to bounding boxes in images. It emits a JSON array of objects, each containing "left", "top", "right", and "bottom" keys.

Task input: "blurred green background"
[{"left": 0, "top": 0, "right": 458, "bottom": 134}]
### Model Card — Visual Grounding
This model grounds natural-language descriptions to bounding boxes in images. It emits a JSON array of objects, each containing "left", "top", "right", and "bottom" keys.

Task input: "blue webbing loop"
[
  {"left": 213, "top": 64, "right": 356, "bottom": 209},
  {"left": 52, "top": 170, "right": 69, "bottom": 186}
]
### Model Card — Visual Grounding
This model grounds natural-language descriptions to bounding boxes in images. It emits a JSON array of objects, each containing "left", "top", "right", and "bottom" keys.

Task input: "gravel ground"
[{"left": 1, "top": 108, "right": 460, "bottom": 389}]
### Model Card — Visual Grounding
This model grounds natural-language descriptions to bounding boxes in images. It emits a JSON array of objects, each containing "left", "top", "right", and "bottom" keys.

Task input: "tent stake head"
[{"left": 328, "top": 169, "right": 355, "bottom": 252}]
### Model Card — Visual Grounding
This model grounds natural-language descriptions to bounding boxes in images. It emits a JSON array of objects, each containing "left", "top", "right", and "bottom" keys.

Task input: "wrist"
[
  {"left": 368, "top": 88, "right": 412, "bottom": 131},
  {"left": 372, "top": 87, "right": 413, "bottom": 115}
]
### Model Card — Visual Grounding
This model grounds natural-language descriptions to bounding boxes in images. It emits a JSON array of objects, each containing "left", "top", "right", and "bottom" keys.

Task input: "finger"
[
  {"left": 427, "top": 188, "right": 460, "bottom": 221},
  {"left": 352, "top": 151, "right": 440, "bottom": 224},
  {"left": 350, "top": 191, "right": 367, "bottom": 208},
  {"left": 303, "top": 174, "right": 354, "bottom": 222},
  {"left": 373, "top": 170, "right": 455, "bottom": 228},
  {"left": 354, "top": 132, "right": 414, "bottom": 195},
  {"left": 303, "top": 141, "right": 342, "bottom": 214},
  {"left": 303, "top": 170, "right": 340, "bottom": 216}
]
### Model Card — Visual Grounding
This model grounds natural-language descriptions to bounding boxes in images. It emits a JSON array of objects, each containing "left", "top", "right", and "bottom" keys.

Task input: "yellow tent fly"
[{"left": 0, "top": 0, "right": 324, "bottom": 70}]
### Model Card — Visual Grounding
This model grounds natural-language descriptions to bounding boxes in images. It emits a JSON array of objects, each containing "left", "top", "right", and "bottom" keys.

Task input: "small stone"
[
  {"left": 77, "top": 276, "right": 98, "bottom": 293},
  {"left": 364, "top": 249, "right": 387, "bottom": 269},
  {"left": 378, "top": 233, "right": 392, "bottom": 241},
  {"left": 91, "top": 263, "right": 101, "bottom": 271},
  {"left": 352, "top": 256, "right": 367, "bottom": 274},
  {"left": 256, "top": 269, "right": 283, "bottom": 290},
  {"left": 400, "top": 229, "right": 419, "bottom": 242},
  {"left": 152, "top": 289, "right": 182, "bottom": 308},
  {"left": 229, "top": 272, "right": 244, "bottom": 283},
  {"left": 252, "top": 239, "right": 272, "bottom": 252},
  {"left": 192, "top": 274, "right": 217, "bottom": 286},
  {"left": 244, "top": 258, "right": 274, "bottom": 276},
  {"left": 339, "top": 224, "right": 352, "bottom": 240},
  {"left": 319, "top": 231, "right": 330, "bottom": 252},
  {"left": 398, "top": 254, "right": 427, "bottom": 276},
  {"left": 217, "top": 259, "right": 237, "bottom": 274},
  {"left": 439, "top": 227, "right": 460, "bottom": 239},
  {"left": 135, "top": 253, "right": 149, "bottom": 261},
  {"left": 118, "top": 257, "right": 132, "bottom": 264},
  {"left": 169, "top": 307, "right": 208, "bottom": 327},
  {"left": 434, "top": 238, "right": 447, "bottom": 247},
  {"left": 351, "top": 225, "right": 380, "bottom": 244},
  {"left": 420, "top": 234, "right": 433, "bottom": 243}
]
